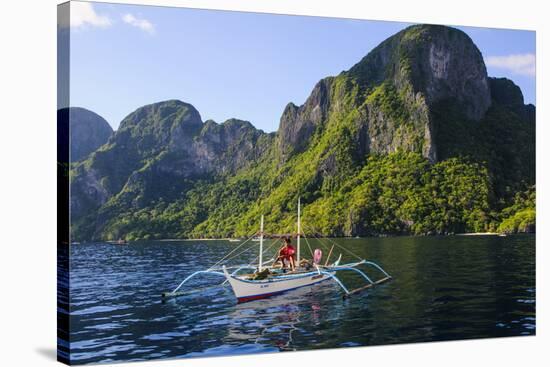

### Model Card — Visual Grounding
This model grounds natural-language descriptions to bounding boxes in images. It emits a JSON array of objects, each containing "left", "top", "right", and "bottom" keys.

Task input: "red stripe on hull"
[{"left": 237, "top": 291, "right": 282, "bottom": 303}]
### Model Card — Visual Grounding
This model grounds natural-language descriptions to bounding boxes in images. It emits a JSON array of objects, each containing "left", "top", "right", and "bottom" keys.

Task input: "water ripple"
[{"left": 68, "top": 236, "right": 535, "bottom": 364}]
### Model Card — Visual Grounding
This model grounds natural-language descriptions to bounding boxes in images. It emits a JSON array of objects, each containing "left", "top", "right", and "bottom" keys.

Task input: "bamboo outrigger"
[{"left": 162, "top": 199, "right": 391, "bottom": 302}]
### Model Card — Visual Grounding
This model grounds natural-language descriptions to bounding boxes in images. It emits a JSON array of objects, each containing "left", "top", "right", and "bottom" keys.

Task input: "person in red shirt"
[{"left": 276, "top": 237, "right": 296, "bottom": 271}]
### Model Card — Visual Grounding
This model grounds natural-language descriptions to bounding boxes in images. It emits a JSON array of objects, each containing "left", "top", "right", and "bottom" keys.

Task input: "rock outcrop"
[
  {"left": 278, "top": 78, "right": 332, "bottom": 160},
  {"left": 489, "top": 77, "right": 535, "bottom": 122},
  {"left": 70, "top": 100, "right": 272, "bottom": 222},
  {"left": 278, "top": 25, "right": 492, "bottom": 163},
  {"left": 67, "top": 107, "right": 113, "bottom": 161}
]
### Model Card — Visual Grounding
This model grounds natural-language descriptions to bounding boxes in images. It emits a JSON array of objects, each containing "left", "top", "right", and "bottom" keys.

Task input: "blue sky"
[{"left": 67, "top": 1, "right": 536, "bottom": 132}]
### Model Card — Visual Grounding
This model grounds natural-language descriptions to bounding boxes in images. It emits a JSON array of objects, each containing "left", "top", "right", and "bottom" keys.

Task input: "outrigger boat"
[{"left": 162, "top": 199, "right": 391, "bottom": 303}]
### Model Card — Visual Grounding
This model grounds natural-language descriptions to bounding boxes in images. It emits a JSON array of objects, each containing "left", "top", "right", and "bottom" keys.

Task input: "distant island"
[{"left": 65, "top": 24, "right": 535, "bottom": 241}]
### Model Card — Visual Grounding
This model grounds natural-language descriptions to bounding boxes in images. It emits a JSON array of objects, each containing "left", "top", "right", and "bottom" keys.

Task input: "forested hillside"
[{"left": 68, "top": 25, "right": 535, "bottom": 241}]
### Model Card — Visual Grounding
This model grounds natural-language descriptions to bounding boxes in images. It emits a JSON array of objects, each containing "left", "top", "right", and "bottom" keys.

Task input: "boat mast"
[
  {"left": 258, "top": 215, "right": 264, "bottom": 271},
  {"left": 297, "top": 198, "right": 301, "bottom": 265}
]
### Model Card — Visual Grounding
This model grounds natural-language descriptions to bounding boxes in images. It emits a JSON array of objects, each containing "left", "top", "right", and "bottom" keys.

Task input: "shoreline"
[
  {"left": 454, "top": 232, "right": 499, "bottom": 236},
  {"left": 157, "top": 232, "right": 505, "bottom": 241},
  {"left": 75, "top": 232, "right": 536, "bottom": 244}
]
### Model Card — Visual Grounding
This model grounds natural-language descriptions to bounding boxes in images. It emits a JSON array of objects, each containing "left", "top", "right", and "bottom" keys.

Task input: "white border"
[{"left": 0, "top": 1, "right": 546, "bottom": 366}]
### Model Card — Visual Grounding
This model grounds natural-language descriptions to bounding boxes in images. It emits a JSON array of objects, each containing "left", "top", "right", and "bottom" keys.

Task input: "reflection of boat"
[
  {"left": 163, "top": 199, "right": 391, "bottom": 303},
  {"left": 70, "top": 241, "right": 80, "bottom": 245},
  {"left": 225, "top": 293, "right": 307, "bottom": 351}
]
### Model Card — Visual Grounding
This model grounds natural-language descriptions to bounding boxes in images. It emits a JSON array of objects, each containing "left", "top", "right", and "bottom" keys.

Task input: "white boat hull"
[{"left": 223, "top": 267, "right": 334, "bottom": 302}]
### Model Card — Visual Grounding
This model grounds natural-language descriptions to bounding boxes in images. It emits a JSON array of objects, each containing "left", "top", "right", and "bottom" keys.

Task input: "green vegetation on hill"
[
  {"left": 76, "top": 150, "right": 533, "bottom": 241},
  {"left": 497, "top": 186, "right": 536, "bottom": 234}
]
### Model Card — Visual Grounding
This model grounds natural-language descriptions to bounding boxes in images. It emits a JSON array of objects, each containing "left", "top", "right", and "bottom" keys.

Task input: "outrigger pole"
[
  {"left": 297, "top": 198, "right": 301, "bottom": 264},
  {"left": 258, "top": 215, "right": 264, "bottom": 271}
]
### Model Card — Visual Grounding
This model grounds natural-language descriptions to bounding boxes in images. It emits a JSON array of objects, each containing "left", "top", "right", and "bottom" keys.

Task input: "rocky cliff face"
[
  {"left": 489, "top": 77, "right": 536, "bottom": 122},
  {"left": 348, "top": 24, "right": 491, "bottom": 119},
  {"left": 278, "top": 25, "right": 492, "bottom": 164},
  {"left": 67, "top": 107, "right": 113, "bottom": 161},
  {"left": 70, "top": 100, "right": 272, "bottom": 222},
  {"left": 278, "top": 78, "right": 332, "bottom": 160}
]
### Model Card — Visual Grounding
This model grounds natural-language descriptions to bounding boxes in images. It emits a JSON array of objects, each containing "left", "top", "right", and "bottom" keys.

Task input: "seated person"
[{"left": 275, "top": 237, "right": 296, "bottom": 271}]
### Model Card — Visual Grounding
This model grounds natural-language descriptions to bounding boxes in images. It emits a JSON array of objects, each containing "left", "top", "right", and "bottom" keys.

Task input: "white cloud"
[
  {"left": 122, "top": 13, "right": 155, "bottom": 34},
  {"left": 70, "top": 2, "right": 112, "bottom": 29},
  {"left": 485, "top": 53, "right": 536, "bottom": 77}
]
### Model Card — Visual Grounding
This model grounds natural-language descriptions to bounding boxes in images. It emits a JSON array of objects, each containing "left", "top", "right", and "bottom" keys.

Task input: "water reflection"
[{"left": 67, "top": 235, "right": 535, "bottom": 364}]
